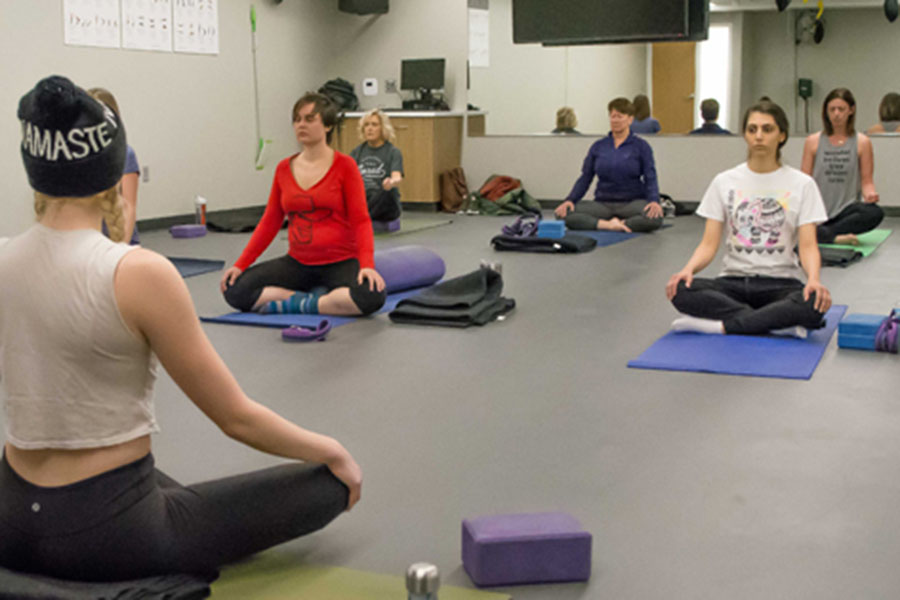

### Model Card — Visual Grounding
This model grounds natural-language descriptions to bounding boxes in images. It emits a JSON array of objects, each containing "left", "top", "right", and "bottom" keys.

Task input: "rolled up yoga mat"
[{"left": 374, "top": 245, "right": 445, "bottom": 294}]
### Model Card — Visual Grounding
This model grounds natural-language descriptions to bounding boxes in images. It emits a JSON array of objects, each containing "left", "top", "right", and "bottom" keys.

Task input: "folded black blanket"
[
  {"left": 0, "top": 566, "right": 212, "bottom": 600},
  {"left": 490, "top": 233, "right": 597, "bottom": 253},
  {"left": 820, "top": 246, "right": 863, "bottom": 267},
  {"left": 389, "top": 267, "right": 515, "bottom": 327}
]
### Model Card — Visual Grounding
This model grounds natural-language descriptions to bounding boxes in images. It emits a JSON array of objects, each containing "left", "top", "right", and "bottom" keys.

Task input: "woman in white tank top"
[
  {"left": 800, "top": 87, "right": 884, "bottom": 245},
  {"left": 0, "top": 76, "right": 361, "bottom": 583}
]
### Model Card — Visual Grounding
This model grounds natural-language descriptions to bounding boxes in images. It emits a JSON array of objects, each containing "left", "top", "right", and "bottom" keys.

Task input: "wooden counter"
[{"left": 333, "top": 111, "right": 469, "bottom": 205}]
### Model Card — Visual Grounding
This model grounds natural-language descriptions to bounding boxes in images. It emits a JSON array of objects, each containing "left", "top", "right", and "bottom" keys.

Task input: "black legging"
[
  {"left": 366, "top": 188, "right": 401, "bottom": 222},
  {"left": 563, "top": 199, "right": 663, "bottom": 232},
  {"left": 816, "top": 203, "right": 884, "bottom": 243},
  {"left": 223, "top": 255, "right": 386, "bottom": 315},
  {"left": 671, "top": 276, "right": 826, "bottom": 335},
  {"left": 0, "top": 453, "right": 348, "bottom": 582}
]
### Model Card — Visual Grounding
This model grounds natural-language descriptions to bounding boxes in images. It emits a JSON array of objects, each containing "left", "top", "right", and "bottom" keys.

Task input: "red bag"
[{"left": 478, "top": 175, "right": 521, "bottom": 201}]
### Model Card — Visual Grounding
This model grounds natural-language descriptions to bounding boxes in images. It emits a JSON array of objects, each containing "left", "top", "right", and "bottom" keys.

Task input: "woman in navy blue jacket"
[{"left": 555, "top": 97, "right": 664, "bottom": 232}]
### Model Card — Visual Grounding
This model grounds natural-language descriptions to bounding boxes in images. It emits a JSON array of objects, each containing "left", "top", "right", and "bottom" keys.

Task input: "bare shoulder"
[
  {"left": 118, "top": 248, "right": 179, "bottom": 282},
  {"left": 116, "top": 249, "right": 186, "bottom": 302},
  {"left": 805, "top": 132, "right": 821, "bottom": 148},
  {"left": 857, "top": 132, "right": 873, "bottom": 149}
]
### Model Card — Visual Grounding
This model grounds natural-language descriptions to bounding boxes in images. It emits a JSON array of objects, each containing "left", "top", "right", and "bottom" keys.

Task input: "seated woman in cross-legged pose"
[
  {"left": 665, "top": 99, "right": 832, "bottom": 338},
  {"left": 0, "top": 75, "right": 361, "bottom": 582},
  {"left": 801, "top": 87, "right": 884, "bottom": 245},
  {"left": 554, "top": 97, "right": 664, "bottom": 233},
  {"left": 349, "top": 108, "right": 404, "bottom": 223},
  {"left": 221, "top": 92, "right": 386, "bottom": 315}
]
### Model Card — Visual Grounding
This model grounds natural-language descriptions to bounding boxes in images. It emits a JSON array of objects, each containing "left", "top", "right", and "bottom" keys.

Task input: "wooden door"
[{"left": 652, "top": 42, "right": 695, "bottom": 133}]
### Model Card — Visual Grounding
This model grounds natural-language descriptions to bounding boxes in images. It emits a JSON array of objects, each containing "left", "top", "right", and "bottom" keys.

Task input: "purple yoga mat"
[{"left": 374, "top": 245, "right": 445, "bottom": 294}]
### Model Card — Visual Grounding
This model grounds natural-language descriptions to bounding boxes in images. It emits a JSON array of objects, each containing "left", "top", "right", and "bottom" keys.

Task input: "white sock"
[
  {"left": 670, "top": 315, "right": 725, "bottom": 334},
  {"left": 769, "top": 326, "right": 808, "bottom": 339}
]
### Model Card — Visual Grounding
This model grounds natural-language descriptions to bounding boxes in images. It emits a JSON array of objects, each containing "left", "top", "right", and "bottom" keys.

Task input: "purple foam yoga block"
[
  {"left": 170, "top": 224, "right": 207, "bottom": 238},
  {"left": 372, "top": 218, "right": 401, "bottom": 233},
  {"left": 462, "top": 512, "right": 592, "bottom": 587},
  {"left": 373, "top": 245, "right": 445, "bottom": 294}
]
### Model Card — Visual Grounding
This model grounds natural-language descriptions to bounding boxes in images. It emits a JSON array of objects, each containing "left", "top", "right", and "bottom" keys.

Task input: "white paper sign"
[
  {"left": 173, "top": 0, "right": 219, "bottom": 55},
  {"left": 64, "top": 0, "right": 121, "bottom": 48},
  {"left": 468, "top": 8, "right": 489, "bottom": 68},
  {"left": 122, "top": 0, "right": 173, "bottom": 52}
]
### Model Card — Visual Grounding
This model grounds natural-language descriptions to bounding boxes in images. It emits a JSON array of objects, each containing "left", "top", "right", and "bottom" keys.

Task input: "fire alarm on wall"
[{"left": 363, "top": 78, "right": 378, "bottom": 96}]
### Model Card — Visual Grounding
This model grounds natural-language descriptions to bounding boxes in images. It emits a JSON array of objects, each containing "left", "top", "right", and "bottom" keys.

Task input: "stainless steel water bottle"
[{"left": 406, "top": 562, "right": 440, "bottom": 600}]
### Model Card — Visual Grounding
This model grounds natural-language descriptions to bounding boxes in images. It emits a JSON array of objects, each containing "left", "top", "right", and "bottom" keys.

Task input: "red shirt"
[{"left": 234, "top": 152, "right": 375, "bottom": 271}]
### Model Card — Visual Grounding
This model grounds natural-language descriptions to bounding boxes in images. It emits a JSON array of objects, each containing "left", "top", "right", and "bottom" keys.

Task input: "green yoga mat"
[
  {"left": 212, "top": 554, "right": 510, "bottom": 600},
  {"left": 819, "top": 228, "right": 892, "bottom": 257}
]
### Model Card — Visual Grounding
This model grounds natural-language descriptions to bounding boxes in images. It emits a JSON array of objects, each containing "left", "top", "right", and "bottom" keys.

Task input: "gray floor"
[{"left": 104, "top": 215, "right": 900, "bottom": 598}]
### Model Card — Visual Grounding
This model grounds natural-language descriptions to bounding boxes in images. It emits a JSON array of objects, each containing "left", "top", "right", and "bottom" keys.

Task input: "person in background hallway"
[
  {"left": 689, "top": 98, "right": 731, "bottom": 135},
  {"left": 630, "top": 94, "right": 660, "bottom": 134},
  {"left": 552, "top": 106, "right": 580, "bottom": 134},
  {"left": 866, "top": 92, "right": 900, "bottom": 134}
]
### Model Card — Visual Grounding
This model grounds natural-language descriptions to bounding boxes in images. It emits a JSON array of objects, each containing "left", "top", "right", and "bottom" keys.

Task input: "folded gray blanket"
[
  {"left": 389, "top": 267, "right": 514, "bottom": 327},
  {"left": 0, "top": 566, "right": 211, "bottom": 600}
]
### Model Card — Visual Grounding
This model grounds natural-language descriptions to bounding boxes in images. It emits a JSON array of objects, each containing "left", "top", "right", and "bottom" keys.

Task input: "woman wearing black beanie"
[{"left": 0, "top": 75, "right": 361, "bottom": 583}]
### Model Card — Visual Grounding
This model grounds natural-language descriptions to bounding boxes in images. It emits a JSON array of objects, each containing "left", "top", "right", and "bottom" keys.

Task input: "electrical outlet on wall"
[
  {"left": 142, "top": 166, "right": 149, "bottom": 183},
  {"left": 385, "top": 79, "right": 397, "bottom": 94}
]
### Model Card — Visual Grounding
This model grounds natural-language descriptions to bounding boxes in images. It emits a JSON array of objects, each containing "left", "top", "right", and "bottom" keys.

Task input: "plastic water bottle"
[
  {"left": 194, "top": 195, "right": 207, "bottom": 225},
  {"left": 406, "top": 562, "right": 440, "bottom": 600}
]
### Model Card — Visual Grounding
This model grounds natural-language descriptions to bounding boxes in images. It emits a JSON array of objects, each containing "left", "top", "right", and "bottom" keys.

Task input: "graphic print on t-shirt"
[
  {"left": 726, "top": 189, "right": 789, "bottom": 254},
  {"left": 357, "top": 156, "right": 387, "bottom": 191},
  {"left": 286, "top": 193, "right": 332, "bottom": 245}
]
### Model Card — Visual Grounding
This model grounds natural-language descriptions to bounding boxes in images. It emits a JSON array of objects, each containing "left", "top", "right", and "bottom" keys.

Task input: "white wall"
[
  {"left": 0, "top": 0, "right": 338, "bottom": 237},
  {"left": 467, "top": 0, "right": 647, "bottom": 134},
  {"left": 328, "top": 1, "right": 468, "bottom": 114}
]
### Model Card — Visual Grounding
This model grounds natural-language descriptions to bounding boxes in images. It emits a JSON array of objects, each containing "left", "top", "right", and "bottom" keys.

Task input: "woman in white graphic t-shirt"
[{"left": 664, "top": 100, "right": 833, "bottom": 338}]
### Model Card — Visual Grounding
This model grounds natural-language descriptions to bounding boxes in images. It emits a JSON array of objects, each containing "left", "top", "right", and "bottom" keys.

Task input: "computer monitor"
[{"left": 401, "top": 58, "right": 445, "bottom": 91}]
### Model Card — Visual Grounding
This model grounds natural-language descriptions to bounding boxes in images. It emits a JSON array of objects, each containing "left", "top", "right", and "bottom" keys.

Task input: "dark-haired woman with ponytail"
[{"left": 666, "top": 100, "right": 832, "bottom": 338}]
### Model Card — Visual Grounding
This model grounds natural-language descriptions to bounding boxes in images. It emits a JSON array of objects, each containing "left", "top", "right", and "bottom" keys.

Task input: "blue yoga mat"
[
  {"left": 200, "top": 290, "right": 419, "bottom": 329},
  {"left": 627, "top": 305, "right": 847, "bottom": 380},
  {"left": 168, "top": 257, "right": 225, "bottom": 278},
  {"left": 576, "top": 230, "right": 638, "bottom": 247}
]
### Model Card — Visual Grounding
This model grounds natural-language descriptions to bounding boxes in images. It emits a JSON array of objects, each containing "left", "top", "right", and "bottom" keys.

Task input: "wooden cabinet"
[{"left": 333, "top": 112, "right": 464, "bottom": 205}]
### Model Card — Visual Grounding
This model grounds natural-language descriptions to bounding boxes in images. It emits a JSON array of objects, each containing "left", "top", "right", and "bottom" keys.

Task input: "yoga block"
[
  {"left": 372, "top": 218, "right": 401, "bottom": 233},
  {"left": 462, "top": 512, "right": 591, "bottom": 587},
  {"left": 838, "top": 313, "right": 883, "bottom": 351},
  {"left": 536, "top": 221, "right": 565, "bottom": 239},
  {"left": 170, "top": 224, "right": 207, "bottom": 238}
]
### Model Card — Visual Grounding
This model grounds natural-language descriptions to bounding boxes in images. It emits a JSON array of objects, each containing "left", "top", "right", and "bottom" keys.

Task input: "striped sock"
[{"left": 260, "top": 291, "right": 320, "bottom": 314}]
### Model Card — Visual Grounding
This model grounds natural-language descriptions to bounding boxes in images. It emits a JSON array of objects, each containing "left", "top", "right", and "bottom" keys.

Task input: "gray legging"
[{"left": 564, "top": 200, "right": 663, "bottom": 232}]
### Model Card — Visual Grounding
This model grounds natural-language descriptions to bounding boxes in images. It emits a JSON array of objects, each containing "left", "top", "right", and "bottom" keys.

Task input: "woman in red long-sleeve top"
[{"left": 221, "top": 93, "right": 386, "bottom": 316}]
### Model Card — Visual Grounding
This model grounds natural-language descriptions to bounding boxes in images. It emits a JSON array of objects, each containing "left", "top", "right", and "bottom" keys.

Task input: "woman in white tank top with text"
[{"left": 0, "top": 75, "right": 361, "bottom": 583}]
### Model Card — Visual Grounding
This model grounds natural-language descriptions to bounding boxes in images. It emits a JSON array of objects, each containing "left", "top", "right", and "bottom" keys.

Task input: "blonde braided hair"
[{"left": 34, "top": 187, "right": 125, "bottom": 242}]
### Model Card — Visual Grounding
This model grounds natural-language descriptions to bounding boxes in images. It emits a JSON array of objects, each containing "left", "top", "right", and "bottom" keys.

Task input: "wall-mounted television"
[{"left": 513, "top": 0, "right": 709, "bottom": 45}]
